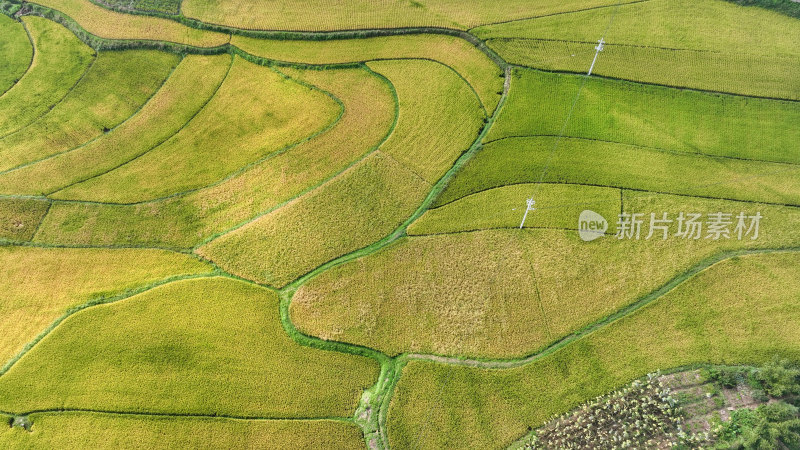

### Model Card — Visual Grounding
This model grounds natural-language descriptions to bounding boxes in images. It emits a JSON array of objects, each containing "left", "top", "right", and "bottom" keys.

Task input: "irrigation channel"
[{"left": 2, "top": 3, "right": 798, "bottom": 449}]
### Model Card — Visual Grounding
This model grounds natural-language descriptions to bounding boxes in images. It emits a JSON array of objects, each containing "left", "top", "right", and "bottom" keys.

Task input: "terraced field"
[{"left": 1, "top": 0, "right": 798, "bottom": 449}]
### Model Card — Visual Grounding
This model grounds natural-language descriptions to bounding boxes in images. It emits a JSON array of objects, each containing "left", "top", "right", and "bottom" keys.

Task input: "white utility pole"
[
  {"left": 588, "top": 38, "right": 605, "bottom": 76},
  {"left": 519, "top": 198, "right": 536, "bottom": 229}
]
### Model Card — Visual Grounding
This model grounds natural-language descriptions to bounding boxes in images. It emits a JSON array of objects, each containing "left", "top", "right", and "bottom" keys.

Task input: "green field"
[
  {"left": 0, "top": 17, "right": 94, "bottom": 137},
  {"left": 52, "top": 56, "right": 339, "bottom": 203},
  {"left": 367, "top": 59, "right": 484, "bottom": 184},
  {"left": 472, "top": 0, "right": 800, "bottom": 99},
  {"left": 29, "top": 65, "right": 396, "bottom": 249},
  {"left": 0, "top": 413, "right": 365, "bottom": 449},
  {"left": 0, "top": 246, "right": 213, "bottom": 368},
  {"left": 486, "top": 69, "right": 800, "bottom": 163},
  {"left": 387, "top": 251, "right": 800, "bottom": 448},
  {"left": 0, "top": 53, "right": 233, "bottom": 195},
  {"left": 435, "top": 136, "right": 800, "bottom": 208},
  {"left": 0, "top": 277, "right": 379, "bottom": 417},
  {"left": 2, "top": 2, "right": 798, "bottom": 448},
  {"left": 0, "top": 49, "right": 179, "bottom": 173},
  {"left": 0, "top": 14, "right": 33, "bottom": 95}
]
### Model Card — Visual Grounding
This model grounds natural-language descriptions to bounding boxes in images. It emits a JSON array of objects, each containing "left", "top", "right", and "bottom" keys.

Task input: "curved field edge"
[
  {"left": 0, "top": 245, "right": 215, "bottom": 373},
  {"left": 382, "top": 248, "right": 800, "bottom": 448},
  {"left": 0, "top": 277, "right": 379, "bottom": 419},
  {"left": 51, "top": 55, "right": 341, "bottom": 203},
  {"left": 32, "top": 64, "right": 393, "bottom": 251},
  {"left": 0, "top": 411, "right": 365, "bottom": 449}
]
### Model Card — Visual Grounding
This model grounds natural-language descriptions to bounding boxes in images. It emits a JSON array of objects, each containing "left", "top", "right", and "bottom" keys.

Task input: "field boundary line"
[
  {"left": 0, "top": 407, "right": 355, "bottom": 422},
  {"left": 486, "top": 36, "right": 721, "bottom": 53},
  {"left": 1, "top": 238, "right": 191, "bottom": 253},
  {"left": 466, "top": 0, "right": 650, "bottom": 31},
  {"left": 45, "top": 54, "right": 235, "bottom": 197},
  {"left": 0, "top": 53, "right": 185, "bottom": 177},
  {"left": 482, "top": 134, "right": 800, "bottom": 167},
  {"left": 432, "top": 178, "right": 800, "bottom": 212},
  {"left": 507, "top": 64, "right": 800, "bottom": 103},
  {"left": 0, "top": 272, "right": 222, "bottom": 377},
  {"left": 28, "top": 199, "right": 52, "bottom": 242}
]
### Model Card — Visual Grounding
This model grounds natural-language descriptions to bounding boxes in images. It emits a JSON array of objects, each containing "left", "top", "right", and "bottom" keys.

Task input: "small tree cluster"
[{"left": 524, "top": 373, "right": 710, "bottom": 449}]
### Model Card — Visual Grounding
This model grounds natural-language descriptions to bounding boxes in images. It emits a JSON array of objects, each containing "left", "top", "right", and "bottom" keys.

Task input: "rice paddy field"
[{"left": 1, "top": 0, "right": 798, "bottom": 449}]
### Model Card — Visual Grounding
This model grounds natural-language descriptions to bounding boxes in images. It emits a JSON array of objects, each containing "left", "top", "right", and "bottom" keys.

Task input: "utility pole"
[
  {"left": 519, "top": 198, "right": 536, "bottom": 229},
  {"left": 588, "top": 38, "right": 605, "bottom": 76}
]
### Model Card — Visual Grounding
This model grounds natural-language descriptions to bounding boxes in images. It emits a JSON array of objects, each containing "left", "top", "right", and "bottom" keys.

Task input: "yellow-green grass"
[
  {"left": 0, "top": 17, "right": 94, "bottom": 137},
  {"left": 1, "top": 413, "right": 363, "bottom": 449},
  {"left": 435, "top": 137, "right": 800, "bottom": 208},
  {"left": 292, "top": 193, "right": 800, "bottom": 359},
  {"left": 0, "top": 14, "right": 33, "bottom": 95},
  {"left": 0, "top": 50, "right": 179, "bottom": 173},
  {"left": 30, "top": 66, "right": 396, "bottom": 249},
  {"left": 0, "top": 277, "right": 379, "bottom": 417},
  {"left": 52, "top": 56, "right": 339, "bottom": 203},
  {"left": 0, "top": 246, "right": 213, "bottom": 368},
  {"left": 232, "top": 34, "right": 503, "bottom": 113},
  {"left": 366, "top": 59, "right": 484, "bottom": 184},
  {"left": 0, "top": 413, "right": 364, "bottom": 450},
  {"left": 0, "top": 198, "right": 49, "bottom": 241},
  {"left": 0, "top": 53, "right": 232, "bottom": 195},
  {"left": 198, "top": 152, "right": 430, "bottom": 288},
  {"left": 486, "top": 39, "right": 800, "bottom": 100},
  {"left": 182, "top": 0, "right": 626, "bottom": 31},
  {"left": 33, "top": 0, "right": 230, "bottom": 46},
  {"left": 486, "top": 69, "right": 800, "bottom": 164},
  {"left": 387, "top": 251, "right": 800, "bottom": 449},
  {"left": 409, "top": 183, "right": 620, "bottom": 235},
  {"left": 473, "top": 0, "right": 800, "bottom": 55}
]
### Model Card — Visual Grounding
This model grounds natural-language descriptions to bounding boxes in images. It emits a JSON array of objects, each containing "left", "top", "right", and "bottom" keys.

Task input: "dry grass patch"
[
  {"left": 52, "top": 56, "right": 339, "bottom": 203},
  {"left": 0, "top": 246, "right": 213, "bottom": 368},
  {"left": 0, "top": 198, "right": 50, "bottom": 241},
  {"left": 33, "top": 0, "right": 229, "bottom": 46},
  {"left": 0, "top": 277, "right": 379, "bottom": 417},
  {"left": 198, "top": 152, "right": 430, "bottom": 288},
  {"left": 0, "top": 17, "right": 94, "bottom": 137},
  {"left": 292, "top": 194, "right": 800, "bottom": 359},
  {"left": 387, "top": 251, "right": 800, "bottom": 449},
  {"left": 0, "top": 50, "right": 179, "bottom": 174},
  {"left": 0, "top": 413, "right": 364, "bottom": 450},
  {"left": 0, "top": 54, "right": 232, "bottom": 195},
  {"left": 232, "top": 34, "right": 503, "bottom": 112}
]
